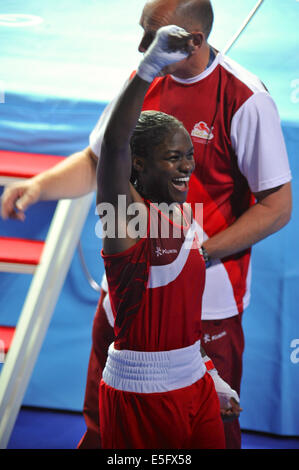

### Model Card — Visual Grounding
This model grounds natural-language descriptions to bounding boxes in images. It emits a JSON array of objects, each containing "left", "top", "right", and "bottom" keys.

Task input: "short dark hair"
[
  {"left": 176, "top": 0, "right": 214, "bottom": 39},
  {"left": 130, "top": 110, "right": 184, "bottom": 159},
  {"left": 130, "top": 110, "right": 185, "bottom": 184}
]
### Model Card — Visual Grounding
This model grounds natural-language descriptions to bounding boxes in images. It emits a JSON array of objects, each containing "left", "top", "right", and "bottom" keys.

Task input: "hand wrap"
[
  {"left": 137, "top": 25, "right": 190, "bottom": 83},
  {"left": 203, "top": 356, "right": 240, "bottom": 409}
]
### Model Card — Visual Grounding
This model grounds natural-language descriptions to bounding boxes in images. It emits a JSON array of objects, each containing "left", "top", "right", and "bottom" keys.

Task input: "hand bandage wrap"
[
  {"left": 137, "top": 25, "right": 190, "bottom": 83},
  {"left": 203, "top": 356, "right": 240, "bottom": 410}
]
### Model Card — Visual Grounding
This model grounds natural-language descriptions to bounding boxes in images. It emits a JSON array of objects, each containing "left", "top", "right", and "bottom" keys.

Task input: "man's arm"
[
  {"left": 203, "top": 182, "right": 292, "bottom": 260},
  {"left": 1, "top": 146, "right": 97, "bottom": 221}
]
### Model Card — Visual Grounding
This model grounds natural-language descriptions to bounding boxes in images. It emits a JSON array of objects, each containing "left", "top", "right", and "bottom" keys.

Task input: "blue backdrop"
[{"left": 0, "top": 0, "right": 298, "bottom": 436}]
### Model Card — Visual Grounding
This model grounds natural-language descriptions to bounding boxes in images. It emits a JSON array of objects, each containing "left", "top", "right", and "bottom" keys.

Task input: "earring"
[{"left": 134, "top": 178, "right": 144, "bottom": 195}]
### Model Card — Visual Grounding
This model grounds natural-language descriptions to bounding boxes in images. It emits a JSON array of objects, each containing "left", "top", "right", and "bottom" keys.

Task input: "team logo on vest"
[
  {"left": 191, "top": 121, "right": 214, "bottom": 143},
  {"left": 203, "top": 331, "right": 227, "bottom": 343},
  {"left": 155, "top": 246, "right": 178, "bottom": 257}
]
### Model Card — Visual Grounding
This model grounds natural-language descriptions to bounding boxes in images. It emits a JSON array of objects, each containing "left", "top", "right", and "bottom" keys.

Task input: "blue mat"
[{"left": 6, "top": 407, "right": 299, "bottom": 450}]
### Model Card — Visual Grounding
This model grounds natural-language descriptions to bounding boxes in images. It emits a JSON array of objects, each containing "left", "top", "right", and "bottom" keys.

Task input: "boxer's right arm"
[{"left": 1, "top": 146, "right": 97, "bottom": 221}]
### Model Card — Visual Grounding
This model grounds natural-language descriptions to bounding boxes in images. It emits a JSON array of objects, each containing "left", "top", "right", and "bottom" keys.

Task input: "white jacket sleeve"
[
  {"left": 230, "top": 92, "right": 291, "bottom": 193},
  {"left": 89, "top": 78, "right": 130, "bottom": 158}
]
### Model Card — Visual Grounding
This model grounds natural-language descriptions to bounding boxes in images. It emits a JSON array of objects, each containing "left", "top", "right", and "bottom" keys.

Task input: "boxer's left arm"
[{"left": 200, "top": 346, "right": 242, "bottom": 421}]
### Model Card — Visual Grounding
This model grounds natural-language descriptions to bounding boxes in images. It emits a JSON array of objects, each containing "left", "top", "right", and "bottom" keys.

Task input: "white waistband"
[{"left": 102, "top": 340, "right": 206, "bottom": 393}]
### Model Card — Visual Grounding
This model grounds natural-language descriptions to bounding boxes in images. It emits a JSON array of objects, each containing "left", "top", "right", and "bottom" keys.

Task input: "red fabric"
[
  {"left": 99, "top": 373, "right": 225, "bottom": 449},
  {"left": 0, "top": 237, "right": 44, "bottom": 265},
  {"left": 102, "top": 202, "right": 205, "bottom": 352},
  {"left": 205, "top": 359, "right": 215, "bottom": 371},
  {"left": 0, "top": 151, "right": 65, "bottom": 179},
  {"left": 79, "top": 307, "right": 244, "bottom": 449},
  {"left": 201, "top": 314, "right": 245, "bottom": 449},
  {"left": 0, "top": 326, "right": 15, "bottom": 353},
  {"left": 77, "top": 292, "right": 114, "bottom": 449}
]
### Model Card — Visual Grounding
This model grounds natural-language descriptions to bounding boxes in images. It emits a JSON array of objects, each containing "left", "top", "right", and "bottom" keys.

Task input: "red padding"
[
  {"left": 0, "top": 150, "right": 65, "bottom": 178},
  {"left": 204, "top": 358, "right": 215, "bottom": 371},
  {"left": 0, "top": 326, "right": 15, "bottom": 353},
  {"left": 0, "top": 237, "right": 44, "bottom": 265}
]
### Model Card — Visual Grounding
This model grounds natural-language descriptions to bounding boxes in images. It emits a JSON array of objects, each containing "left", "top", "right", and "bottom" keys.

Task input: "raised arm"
[
  {"left": 96, "top": 74, "right": 150, "bottom": 208},
  {"left": 96, "top": 25, "right": 193, "bottom": 254}
]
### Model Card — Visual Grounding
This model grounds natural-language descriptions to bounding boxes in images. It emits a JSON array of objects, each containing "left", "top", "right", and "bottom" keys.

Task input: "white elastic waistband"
[{"left": 102, "top": 340, "right": 206, "bottom": 393}]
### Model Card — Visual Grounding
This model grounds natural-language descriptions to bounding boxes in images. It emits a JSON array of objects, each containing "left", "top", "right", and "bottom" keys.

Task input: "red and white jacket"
[{"left": 90, "top": 51, "right": 291, "bottom": 320}]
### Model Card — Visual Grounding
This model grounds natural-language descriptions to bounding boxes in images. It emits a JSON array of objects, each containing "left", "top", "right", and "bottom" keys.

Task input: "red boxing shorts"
[
  {"left": 201, "top": 314, "right": 245, "bottom": 449},
  {"left": 99, "top": 342, "right": 225, "bottom": 449}
]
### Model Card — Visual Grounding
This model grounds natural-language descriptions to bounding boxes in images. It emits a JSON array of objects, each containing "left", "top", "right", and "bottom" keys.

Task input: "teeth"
[{"left": 173, "top": 177, "right": 189, "bottom": 182}]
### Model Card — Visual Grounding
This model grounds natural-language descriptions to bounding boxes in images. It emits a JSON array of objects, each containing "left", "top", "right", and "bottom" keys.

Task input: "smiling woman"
[
  {"left": 130, "top": 110, "right": 194, "bottom": 205},
  {"left": 95, "top": 24, "right": 227, "bottom": 450}
]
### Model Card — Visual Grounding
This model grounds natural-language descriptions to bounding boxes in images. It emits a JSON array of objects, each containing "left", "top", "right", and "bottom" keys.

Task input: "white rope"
[
  {"left": 78, "top": 241, "right": 101, "bottom": 292},
  {"left": 222, "top": 0, "right": 265, "bottom": 55}
]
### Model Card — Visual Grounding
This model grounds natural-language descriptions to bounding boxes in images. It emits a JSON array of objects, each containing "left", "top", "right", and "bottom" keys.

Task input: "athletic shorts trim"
[{"left": 102, "top": 340, "right": 206, "bottom": 393}]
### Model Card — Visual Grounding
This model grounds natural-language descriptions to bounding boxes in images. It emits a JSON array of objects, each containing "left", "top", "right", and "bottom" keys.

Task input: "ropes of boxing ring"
[
  {"left": 222, "top": 0, "right": 264, "bottom": 54},
  {"left": 78, "top": 0, "right": 265, "bottom": 293}
]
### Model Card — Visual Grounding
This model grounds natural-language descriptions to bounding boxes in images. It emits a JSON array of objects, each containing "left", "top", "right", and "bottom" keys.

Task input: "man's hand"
[
  {"left": 165, "top": 27, "right": 194, "bottom": 54},
  {"left": 1, "top": 179, "right": 41, "bottom": 221}
]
